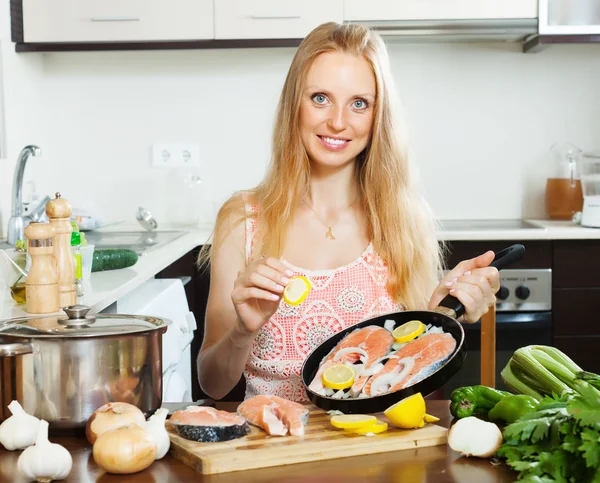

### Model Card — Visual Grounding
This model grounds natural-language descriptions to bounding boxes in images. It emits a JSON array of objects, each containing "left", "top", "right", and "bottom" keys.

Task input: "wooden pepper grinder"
[
  {"left": 24, "top": 222, "right": 59, "bottom": 314},
  {"left": 46, "top": 192, "right": 76, "bottom": 307}
]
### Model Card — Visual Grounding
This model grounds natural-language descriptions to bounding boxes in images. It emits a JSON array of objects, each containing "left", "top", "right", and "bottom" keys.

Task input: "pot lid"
[{"left": 0, "top": 305, "right": 170, "bottom": 338}]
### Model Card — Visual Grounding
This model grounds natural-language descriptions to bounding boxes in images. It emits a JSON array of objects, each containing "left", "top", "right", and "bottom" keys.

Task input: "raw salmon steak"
[
  {"left": 363, "top": 332, "right": 456, "bottom": 396},
  {"left": 238, "top": 395, "right": 309, "bottom": 437},
  {"left": 170, "top": 406, "right": 250, "bottom": 443},
  {"left": 307, "top": 326, "right": 394, "bottom": 393}
]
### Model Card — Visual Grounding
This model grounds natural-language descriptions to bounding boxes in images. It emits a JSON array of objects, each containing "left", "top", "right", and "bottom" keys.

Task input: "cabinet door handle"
[
  {"left": 90, "top": 16, "right": 141, "bottom": 22},
  {"left": 249, "top": 14, "right": 301, "bottom": 20}
]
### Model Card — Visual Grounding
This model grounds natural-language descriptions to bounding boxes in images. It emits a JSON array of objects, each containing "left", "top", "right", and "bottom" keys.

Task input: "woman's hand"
[
  {"left": 428, "top": 251, "right": 500, "bottom": 323},
  {"left": 231, "top": 257, "right": 294, "bottom": 335}
]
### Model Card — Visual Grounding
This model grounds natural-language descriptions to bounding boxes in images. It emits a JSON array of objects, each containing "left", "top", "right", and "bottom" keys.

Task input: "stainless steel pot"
[{"left": 0, "top": 305, "right": 170, "bottom": 430}]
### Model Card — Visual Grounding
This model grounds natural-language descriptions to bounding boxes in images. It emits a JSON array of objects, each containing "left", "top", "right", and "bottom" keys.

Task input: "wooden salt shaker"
[
  {"left": 24, "top": 222, "right": 59, "bottom": 314},
  {"left": 46, "top": 192, "right": 76, "bottom": 307}
]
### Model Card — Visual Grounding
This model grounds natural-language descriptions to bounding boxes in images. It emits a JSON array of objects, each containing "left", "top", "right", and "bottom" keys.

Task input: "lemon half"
[
  {"left": 392, "top": 320, "right": 425, "bottom": 343},
  {"left": 384, "top": 393, "right": 427, "bottom": 429},
  {"left": 330, "top": 414, "right": 376, "bottom": 429},
  {"left": 283, "top": 276, "right": 311, "bottom": 306},
  {"left": 322, "top": 364, "right": 355, "bottom": 390}
]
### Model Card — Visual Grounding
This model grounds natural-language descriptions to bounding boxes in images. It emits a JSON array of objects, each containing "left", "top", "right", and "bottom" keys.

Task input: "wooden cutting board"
[{"left": 167, "top": 405, "right": 448, "bottom": 475}]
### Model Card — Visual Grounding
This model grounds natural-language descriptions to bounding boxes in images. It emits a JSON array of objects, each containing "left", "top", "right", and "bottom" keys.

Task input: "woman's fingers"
[
  {"left": 256, "top": 262, "right": 291, "bottom": 288},
  {"left": 449, "top": 287, "right": 482, "bottom": 323},
  {"left": 247, "top": 271, "right": 285, "bottom": 294},
  {"left": 454, "top": 273, "right": 496, "bottom": 306}
]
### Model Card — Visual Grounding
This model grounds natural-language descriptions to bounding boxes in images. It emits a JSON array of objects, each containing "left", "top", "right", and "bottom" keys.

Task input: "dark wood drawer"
[
  {"left": 553, "top": 240, "right": 600, "bottom": 288},
  {"left": 553, "top": 288, "right": 600, "bottom": 336},
  {"left": 443, "top": 240, "right": 552, "bottom": 270},
  {"left": 553, "top": 335, "right": 600, "bottom": 374}
]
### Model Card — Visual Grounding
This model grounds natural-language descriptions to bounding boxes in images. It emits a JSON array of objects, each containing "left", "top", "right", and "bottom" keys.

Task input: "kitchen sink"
[
  {"left": 0, "top": 230, "right": 187, "bottom": 255},
  {"left": 83, "top": 230, "right": 186, "bottom": 254}
]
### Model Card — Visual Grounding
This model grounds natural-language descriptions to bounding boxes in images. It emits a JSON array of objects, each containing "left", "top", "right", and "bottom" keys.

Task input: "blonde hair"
[{"left": 200, "top": 22, "right": 444, "bottom": 310}]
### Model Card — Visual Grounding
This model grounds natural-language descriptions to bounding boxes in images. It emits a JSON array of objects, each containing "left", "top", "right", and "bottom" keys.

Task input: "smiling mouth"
[{"left": 317, "top": 135, "right": 351, "bottom": 147}]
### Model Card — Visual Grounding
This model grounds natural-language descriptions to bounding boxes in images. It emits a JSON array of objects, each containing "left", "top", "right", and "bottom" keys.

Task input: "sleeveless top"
[{"left": 243, "top": 202, "right": 402, "bottom": 402}]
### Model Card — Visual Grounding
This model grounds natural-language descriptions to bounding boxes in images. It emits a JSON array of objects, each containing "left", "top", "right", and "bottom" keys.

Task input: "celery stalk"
[
  {"left": 511, "top": 346, "right": 571, "bottom": 396},
  {"left": 533, "top": 345, "right": 582, "bottom": 373},
  {"left": 529, "top": 348, "right": 578, "bottom": 390},
  {"left": 500, "top": 363, "right": 544, "bottom": 401}
]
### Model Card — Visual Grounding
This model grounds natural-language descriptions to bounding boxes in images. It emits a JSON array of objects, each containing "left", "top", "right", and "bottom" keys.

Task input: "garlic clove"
[{"left": 145, "top": 408, "right": 170, "bottom": 460}]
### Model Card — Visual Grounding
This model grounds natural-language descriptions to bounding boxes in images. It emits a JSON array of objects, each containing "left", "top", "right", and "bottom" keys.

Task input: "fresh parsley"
[{"left": 498, "top": 383, "right": 600, "bottom": 483}]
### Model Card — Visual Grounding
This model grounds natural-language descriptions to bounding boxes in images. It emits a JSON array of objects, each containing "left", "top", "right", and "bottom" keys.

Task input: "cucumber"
[{"left": 91, "top": 249, "right": 138, "bottom": 272}]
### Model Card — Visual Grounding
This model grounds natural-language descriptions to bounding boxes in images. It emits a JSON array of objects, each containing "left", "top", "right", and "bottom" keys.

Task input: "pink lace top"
[{"left": 243, "top": 202, "right": 402, "bottom": 402}]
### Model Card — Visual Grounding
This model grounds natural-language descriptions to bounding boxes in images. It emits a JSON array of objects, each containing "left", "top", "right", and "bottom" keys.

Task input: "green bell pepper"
[
  {"left": 450, "top": 385, "right": 511, "bottom": 419},
  {"left": 488, "top": 394, "right": 538, "bottom": 424}
]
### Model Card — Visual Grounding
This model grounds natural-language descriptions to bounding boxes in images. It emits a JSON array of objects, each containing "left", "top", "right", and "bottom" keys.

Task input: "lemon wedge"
[
  {"left": 424, "top": 414, "right": 440, "bottom": 423},
  {"left": 384, "top": 393, "right": 427, "bottom": 429},
  {"left": 283, "top": 276, "right": 311, "bottom": 306},
  {"left": 330, "top": 414, "right": 376, "bottom": 429},
  {"left": 392, "top": 320, "right": 425, "bottom": 343},
  {"left": 322, "top": 364, "right": 355, "bottom": 390},
  {"left": 345, "top": 419, "right": 389, "bottom": 435}
]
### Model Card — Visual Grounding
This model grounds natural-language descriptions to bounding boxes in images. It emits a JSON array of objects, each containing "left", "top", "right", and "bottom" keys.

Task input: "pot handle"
[
  {"left": 438, "top": 244, "right": 526, "bottom": 319},
  {"left": 0, "top": 341, "right": 35, "bottom": 357}
]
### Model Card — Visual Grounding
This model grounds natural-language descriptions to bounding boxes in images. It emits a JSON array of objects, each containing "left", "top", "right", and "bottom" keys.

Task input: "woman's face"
[{"left": 299, "top": 51, "right": 376, "bottom": 170}]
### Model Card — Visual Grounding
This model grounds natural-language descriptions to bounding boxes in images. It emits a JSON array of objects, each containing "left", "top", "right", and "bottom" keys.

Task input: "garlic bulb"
[
  {"left": 17, "top": 420, "right": 72, "bottom": 482},
  {"left": 145, "top": 408, "right": 170, "bottom": 460},
  {"left": 0, "top": 400, "right": 41, "bottom": 450}
]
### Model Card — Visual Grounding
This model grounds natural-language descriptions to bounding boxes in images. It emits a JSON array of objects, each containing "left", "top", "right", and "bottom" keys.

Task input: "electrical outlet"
[{"left": 152, "top": 144, "right": 200, "bottom": 168}]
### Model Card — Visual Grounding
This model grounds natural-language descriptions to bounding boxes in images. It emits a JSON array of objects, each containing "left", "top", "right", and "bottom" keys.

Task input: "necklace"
[{"left": 303, "top": 196, "right": 358, "bottom": 240}]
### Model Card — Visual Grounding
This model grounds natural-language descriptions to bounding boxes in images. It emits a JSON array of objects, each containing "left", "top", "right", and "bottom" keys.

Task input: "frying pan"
[{"left": 301, "top": 244, "right": 525, "bottom": 414}]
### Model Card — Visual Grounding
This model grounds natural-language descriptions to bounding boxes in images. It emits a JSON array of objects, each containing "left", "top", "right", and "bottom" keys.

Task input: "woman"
[{"left": 197, "top": 22, "right": 499, "bottom": 402}]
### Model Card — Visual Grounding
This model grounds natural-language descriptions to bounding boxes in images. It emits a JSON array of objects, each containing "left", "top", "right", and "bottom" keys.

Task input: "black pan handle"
[{"left": 437, "top": 244, "right": 525, "bottom": 319}]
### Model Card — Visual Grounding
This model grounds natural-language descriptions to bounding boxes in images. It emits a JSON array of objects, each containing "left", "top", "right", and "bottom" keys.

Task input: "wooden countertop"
[{"left": 0, "top": 401, "right": 517, "bottom": 483}]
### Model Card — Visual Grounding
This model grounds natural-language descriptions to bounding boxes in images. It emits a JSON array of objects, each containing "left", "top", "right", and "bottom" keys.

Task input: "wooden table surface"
[{"left": 0, "top": 400, "right": 517, "bottom": 483}]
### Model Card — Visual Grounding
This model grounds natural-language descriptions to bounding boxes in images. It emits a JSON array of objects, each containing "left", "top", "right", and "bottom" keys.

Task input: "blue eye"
[
  {"left": 312, "top": 94, "right": 327, "bottom": 104},
  {"left": 353, "top": 99, "right": 368, "bottom": 110}
]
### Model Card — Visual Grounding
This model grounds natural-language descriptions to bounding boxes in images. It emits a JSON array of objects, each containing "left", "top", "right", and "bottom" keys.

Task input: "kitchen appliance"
[
  {"left": 580, "top": 152, "right": 600, "bottom": 228},
  {"left": 0, "top": 305, "right": 169, "bottom": 430},
  {"left": 302, "top": 244, "right": 524, "bottom": 414},
  {"left": 443, "top": 267, "right": 552, "bottom": 397},
  {"left": 544, "top": 143, "right": 583, "bottom": 220},
  {"left": 117, "top": 278, "right": 196, "bottom": 403}
]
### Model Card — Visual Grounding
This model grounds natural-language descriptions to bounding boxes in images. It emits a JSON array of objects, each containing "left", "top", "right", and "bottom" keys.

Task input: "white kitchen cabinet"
[
  {"left": 343, "top": 0, "right": 538, "bottom": 22},
  {"left": 539, "top": 0, "right": 600, "bottom": 34},
  {"left": 22, "top": 0, "right": 214, "bottom": 43},
  {"left": 215, "top": 0, "right": 343, "bottom": 40}
]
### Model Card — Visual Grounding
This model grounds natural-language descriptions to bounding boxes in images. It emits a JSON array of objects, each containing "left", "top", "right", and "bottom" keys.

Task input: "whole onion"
[
  {"left": 92, "top": 424, "right": 156, "bottom": 474},
  {"left": 86, "top": 402, "right": 146, "bottom": 445}
]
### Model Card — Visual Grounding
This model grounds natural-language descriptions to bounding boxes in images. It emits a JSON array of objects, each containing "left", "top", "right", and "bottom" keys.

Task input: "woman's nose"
[{"left": 327, "top": 105, "right": 347, "bottom": 132}]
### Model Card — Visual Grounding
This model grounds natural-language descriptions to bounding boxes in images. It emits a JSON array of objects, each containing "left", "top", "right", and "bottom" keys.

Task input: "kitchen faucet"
[{"left": 7, "top": 145, "right": 43, "bottom": 245}]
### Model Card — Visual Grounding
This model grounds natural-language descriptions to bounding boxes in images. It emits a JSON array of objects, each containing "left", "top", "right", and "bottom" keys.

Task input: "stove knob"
[
  {"left": 497, "top": 285, "right": 509, "bottom": 301},
  {"left": 515, "top": 285, "right": 531, "bottom": 300}
]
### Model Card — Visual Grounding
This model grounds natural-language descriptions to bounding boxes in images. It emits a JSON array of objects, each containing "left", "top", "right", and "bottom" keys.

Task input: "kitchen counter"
[
  {"left": 2, "top": 217, "right": 600, "bottom": 321},
  {"left": 0, "top": 225, "right": 213, "bottom": 322},
  {"left": 438, "top": 219, "right": 600, "bottom": 241},
  {"left": 0, "top": 401, "right": 517, "bottom": 483}
]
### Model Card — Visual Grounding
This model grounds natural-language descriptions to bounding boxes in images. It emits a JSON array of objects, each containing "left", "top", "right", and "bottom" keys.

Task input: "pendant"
[{"left": 325, "top": 227, "right": 335, "bottom": 240}]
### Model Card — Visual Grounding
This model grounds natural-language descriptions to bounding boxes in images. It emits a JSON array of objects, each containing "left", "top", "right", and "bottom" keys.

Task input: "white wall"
[{"left": 1, "top": 19, "right": 600, "bottom": 236}]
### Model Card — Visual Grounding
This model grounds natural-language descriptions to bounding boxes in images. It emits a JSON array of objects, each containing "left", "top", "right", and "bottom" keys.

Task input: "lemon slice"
[
  {"left": 384, "top": 393, "right": 427, "bottom": 429},
  {"left": 392, "top": 320, "right": 425, "bottom": 343},
  {"left": 424, "top": 414, "right": 440, "bottom": 423},
  {"left": 322, "top": 364, "right": 355, "bottom": 390},
  {"left": 283, "top": 276, "right": 311, "bottom": 306},
  {"left": 330, "top": 414, "right": 376, "bottom": 429},
  {"left": 345, "top": 419, "right": 389, "bottom": 435}
]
